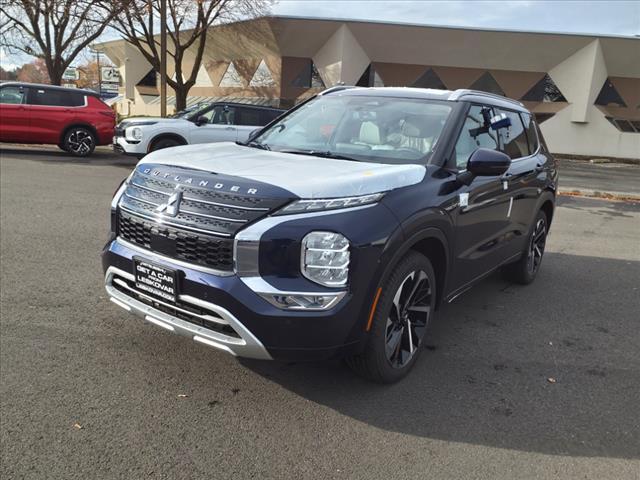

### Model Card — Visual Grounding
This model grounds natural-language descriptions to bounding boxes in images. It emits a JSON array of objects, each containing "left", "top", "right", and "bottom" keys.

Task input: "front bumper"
[
  {"left": 113, "top": 135, "right": 147, "bottom": 156},
  {"left": 102, "top": 238, "right": 367, "bottom": 361}
]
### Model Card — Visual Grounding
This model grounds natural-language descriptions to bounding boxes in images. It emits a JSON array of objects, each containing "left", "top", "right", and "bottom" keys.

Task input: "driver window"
[{"left": 453, "top": 105, "right": 499, "bottom": 169}]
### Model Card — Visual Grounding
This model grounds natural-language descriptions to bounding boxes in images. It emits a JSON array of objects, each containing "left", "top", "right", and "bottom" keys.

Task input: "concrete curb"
[{"left": 558, "top": 188, "right": 640, "bottom": 203}]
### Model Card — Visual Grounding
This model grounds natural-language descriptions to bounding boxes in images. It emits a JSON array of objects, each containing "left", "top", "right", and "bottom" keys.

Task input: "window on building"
[
  {"left": 595, "top": 79, "right": 627, "bottom": 107},
  {"left": 411, "top": 68, "right": 446, "bottom": 90},
  {"left": 469, "top": 72, "right": 505, "bottom": 96},
  {"left": 0, "top": 86, "right": 25, "bottom": 104},
  {"left": 521, "top": 74, "right": 567, "bottom": 102},
  {"left": 249, "top": 60, "right": 276, "bottom": 87},
  {"left": 605, "top": 117, "right": 640, "bottom": 133},
  {"left": 219, "top": 62, "right": 243, "bottom": 87},
  {"left": 520, "top": 112, "right": 539, "bottom": 155},
  {"left": 453, "top": 105, "right": 500, "bottom": 169},
  {"left": 137, "top": 69, "right": 157, "bottom": 87},
  {"left": 291, "top": 59, "right": 325, "bottom": 88},
  {"left": 497, "top": 109, "right": 529, "bottom": 159}
]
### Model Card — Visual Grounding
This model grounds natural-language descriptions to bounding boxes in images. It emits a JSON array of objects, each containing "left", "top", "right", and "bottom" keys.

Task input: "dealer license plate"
[{"left": 133, "top": 257, "right": 177, "bottom": 302}]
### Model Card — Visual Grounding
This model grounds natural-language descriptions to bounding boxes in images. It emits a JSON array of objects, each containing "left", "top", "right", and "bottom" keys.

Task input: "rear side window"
[
  {"left": 521, "top": 113, "right": 539, "bottom": 154},
  {"left": 497, "top": 109, "right": 529, "bottom": 159},
  {"left": 0, "top": 86, "right": 25, "bottom": 104},
  {"left": 260, "top": 109, "right": 281, "bottom": 125},
  {"left": 236, "top": 107, "right": 261, "bottom": 126},
  {"left": 27, "top": 88, "right": 85, "bottom": 107}
]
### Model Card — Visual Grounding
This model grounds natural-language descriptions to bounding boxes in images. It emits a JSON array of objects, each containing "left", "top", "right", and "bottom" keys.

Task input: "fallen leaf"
[
  {"left": 73, "top": 423, "right": 83, "bottom": 429},
  {"left": 547, "top": 377, "right": 557, "bottom": 384},
  {"left": 178, "top": 394, "right": 188, "bottom": 398}
]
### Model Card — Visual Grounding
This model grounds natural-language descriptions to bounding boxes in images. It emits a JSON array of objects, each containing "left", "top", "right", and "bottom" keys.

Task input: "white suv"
[{"left": 113, "top": 102, "right": 284, "bottom": 157}]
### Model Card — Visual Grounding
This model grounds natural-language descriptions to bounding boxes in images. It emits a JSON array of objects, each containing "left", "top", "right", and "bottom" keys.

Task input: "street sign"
[
  {"left": 101, "top": 82, "right": 119, "bottom": 93},
  {"left": 62, "top": 83, "right": 77, "bottom": 89},
  {"left": 62, "top": 67, "right": 79, "bottom": 80},
  {"left": 101, "top": 67, "right": 120, "bottom": 83}
]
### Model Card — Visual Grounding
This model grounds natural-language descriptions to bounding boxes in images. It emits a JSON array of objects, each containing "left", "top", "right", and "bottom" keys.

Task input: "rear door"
[
  {"left": 450, "top": 104, "right": 515, "bottom": 291},
  {"left": 496, "top": 109, "right": 543, "bottom": 257},
  {"left": 188, "top": 104, "right": 238, "bottom": 144},
  {"left": 234, "top": 106, "right": 265, "bottom": 142},
  {"left": 0, "top": 85, "right": 30, "bottom": 143},
  {"left": 28, "top": 88, "right": 85, "bottom": 144}
]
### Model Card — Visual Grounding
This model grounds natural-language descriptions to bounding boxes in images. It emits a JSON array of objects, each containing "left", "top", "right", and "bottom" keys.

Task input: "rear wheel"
[
  {"left": 502, "top": 210, "right": 548, "bottom": 284},
  {"left": 347, "top": 251, "right": 436, "bottom": 383},
  {"left": 149, "top": 137, "right": 183, "bottom": 153},
  {"left": 63, "top": 127, "right": 95, "bottom": 157}
]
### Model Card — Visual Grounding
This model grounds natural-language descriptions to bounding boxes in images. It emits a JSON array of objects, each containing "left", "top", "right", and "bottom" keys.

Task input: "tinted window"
[
  {"left": 0, "top": 86, "right": 25, "bottom": 104},
  {"left": 520, "top": 113, "right": 539, "bottom": 154},
  {"left": 453, "top": 105, "right": 500, "bottom": 169},
  {"left": 236, "top": 107, "right": 261, "bottom": 126},
  {"left": 260, "top": 109, "right": 281, "bottom": 125},
  {"left": 497, "top": 109, "right": 529, "bottom": 159},
  {"left": 28, "top": 88, "right": 84, "bottom": 107}
]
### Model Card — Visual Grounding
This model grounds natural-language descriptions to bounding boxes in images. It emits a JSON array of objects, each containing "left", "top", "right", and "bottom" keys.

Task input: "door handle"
[{"left": 225, "top": 126, "right": 235, "bottom": 131}]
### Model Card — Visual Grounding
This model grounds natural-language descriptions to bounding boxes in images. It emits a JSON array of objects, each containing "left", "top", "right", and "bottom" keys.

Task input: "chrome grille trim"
[
  {"left": 119, "top": 205, "right": 232, "bottom": 237},
  {"left": 178, "top": 208, "right": 248, "bottom": 223}
]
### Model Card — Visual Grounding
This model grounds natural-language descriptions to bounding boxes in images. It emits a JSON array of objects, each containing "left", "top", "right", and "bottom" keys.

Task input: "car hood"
[{"left": 137, "top": 142, "right": 426, "bottom": 198}]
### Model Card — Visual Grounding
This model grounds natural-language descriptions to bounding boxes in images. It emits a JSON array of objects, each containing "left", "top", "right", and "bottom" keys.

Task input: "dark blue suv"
[{"left": 102, "top": 87, "right": 558, "bottom": 382}]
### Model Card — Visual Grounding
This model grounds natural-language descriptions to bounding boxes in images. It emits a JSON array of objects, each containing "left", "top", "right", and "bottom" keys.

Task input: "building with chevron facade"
[{"left": 96, "top": 16, "right": 640, "bottom": 159}]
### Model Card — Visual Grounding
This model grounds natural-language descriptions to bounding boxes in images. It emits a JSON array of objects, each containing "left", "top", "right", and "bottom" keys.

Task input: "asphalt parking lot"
[{"left": 1, "top": 145, "right": 639, "bottom": 479}]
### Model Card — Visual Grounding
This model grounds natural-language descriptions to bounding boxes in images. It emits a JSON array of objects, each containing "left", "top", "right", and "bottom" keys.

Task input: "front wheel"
[
  {"left": 63, "top": 127, "right": 95, "bottom": 157},
  {"left": 347, "top": 251, "right": 436, "bottom": 383},
  {"left": 149, "top": 137, "right": 182, "bottom": 153},
  {"left": 502, "top": 210, "right": 548, "bottom": 284}
]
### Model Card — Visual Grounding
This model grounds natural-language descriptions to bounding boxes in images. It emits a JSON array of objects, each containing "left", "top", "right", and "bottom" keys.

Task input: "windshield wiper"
[
  {"left": 279, "top": 149, "right": 359, "bottom": 162},
  {"left": 243, "top": 140, "right": 270, "bottom": 151}
]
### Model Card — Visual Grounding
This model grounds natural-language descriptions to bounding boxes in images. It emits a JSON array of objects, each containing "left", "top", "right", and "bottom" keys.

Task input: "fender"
[
  {"left": 148, "top": 132, "right": 188, "bottom": 152},
  {"left": 369, "top": 206, "right": 454, "bottom": 310}
]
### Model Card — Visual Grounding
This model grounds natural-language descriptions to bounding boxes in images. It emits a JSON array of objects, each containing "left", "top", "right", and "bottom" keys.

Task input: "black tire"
[
  {"left": 149, "top": 137, "right": 183, "bottom": 152},
  {"left": 63, "top": 127, "right": 96, "bottom": 157},
  {"left": 346, "top": 251, "right": 436, "bottom": 383},
  {"left": 502, "top": 210, "right": 548, "bottom": 285}
]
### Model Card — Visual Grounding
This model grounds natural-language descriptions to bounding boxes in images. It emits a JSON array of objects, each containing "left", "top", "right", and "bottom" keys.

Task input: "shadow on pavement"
[{"left": 241, "top": 252, "right": 640, "bottom": 459}]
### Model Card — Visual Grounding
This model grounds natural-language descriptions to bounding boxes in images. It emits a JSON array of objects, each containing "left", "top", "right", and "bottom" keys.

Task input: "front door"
[
  {"left": 0, "top": 85, "right": 30, "bottom": 143},
  {"left": 450, "top": 104, "right": 515, "bottom": 292},
  {"left": 188, "top": 105, "right": 238, "bottom": 144}
]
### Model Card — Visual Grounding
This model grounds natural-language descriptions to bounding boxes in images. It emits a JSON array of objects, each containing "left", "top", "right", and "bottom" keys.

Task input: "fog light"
[
  {"left": 259, "top": 292, "right": 346, "bottom": 310},
  {"left": 301, "top": 231, "right": 350, "bottom": 287}
]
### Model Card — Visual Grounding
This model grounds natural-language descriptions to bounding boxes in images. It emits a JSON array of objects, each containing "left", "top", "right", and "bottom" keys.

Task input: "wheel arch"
[{"left": 148, "top": 133, "right": 188, "bottom": 152}]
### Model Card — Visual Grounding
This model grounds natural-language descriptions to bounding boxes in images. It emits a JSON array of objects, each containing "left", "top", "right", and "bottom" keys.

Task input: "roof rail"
[
  {"left": 448, "top": 89, "right": 524, "bottom": 107},
  {"left": 320, "top": 85, "right": 359, "bottom": 95}
]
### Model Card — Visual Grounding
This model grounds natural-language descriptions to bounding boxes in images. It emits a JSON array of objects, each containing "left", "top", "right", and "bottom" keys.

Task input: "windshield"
[
  {"left": 171, "top": 102, "right": 211, "bottom": 119},
  {"left": 252, "top": 95, "right": 453, "bottom": 164}
]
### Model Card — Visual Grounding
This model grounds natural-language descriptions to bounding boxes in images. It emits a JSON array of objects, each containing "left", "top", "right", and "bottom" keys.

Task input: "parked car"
[
  {"left": 102, "top": 86, "right": 558, "bottom": 383},
  {"left": 113, "top": 102, "right": 285, "bottom": 157},
  {"left": 0, "top": 82, "right": 116, "bottom": 157}
]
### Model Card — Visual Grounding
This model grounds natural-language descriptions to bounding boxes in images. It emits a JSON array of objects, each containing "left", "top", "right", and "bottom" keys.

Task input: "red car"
[{"left": 0, "top": 82, "right": 115, "bottom": 157}]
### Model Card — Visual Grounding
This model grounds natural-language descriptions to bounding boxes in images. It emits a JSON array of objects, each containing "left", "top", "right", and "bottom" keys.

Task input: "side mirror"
[
  {"left": 195, "top": 115, "right": 208, "bottom": 126},
  {"left": 457, "top": 148, "right": 511, "bottom": 185}
]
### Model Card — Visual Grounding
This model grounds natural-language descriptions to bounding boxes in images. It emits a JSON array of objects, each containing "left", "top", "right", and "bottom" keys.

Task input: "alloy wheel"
[
  {"left": 527, "top": 218, "right": 547, "bottom": 274},
  {"left": 68, "top": 129, "right": 94, "bottom": 156},
  {"left": 385, "top": 270, "right": 432, "bottom": 368}
]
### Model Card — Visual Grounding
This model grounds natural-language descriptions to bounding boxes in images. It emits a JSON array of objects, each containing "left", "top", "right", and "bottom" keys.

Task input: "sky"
[{"left": 2, "top": 0, "right": 639, "bottom": 71}]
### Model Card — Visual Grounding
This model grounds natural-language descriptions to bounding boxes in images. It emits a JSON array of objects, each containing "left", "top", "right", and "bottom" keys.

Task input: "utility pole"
[
  {"left": 95, "top": 49, "right": 102, "bottom": 97},
  {"left": 160, "top": 0, "right": 167, "bottom": 117}
]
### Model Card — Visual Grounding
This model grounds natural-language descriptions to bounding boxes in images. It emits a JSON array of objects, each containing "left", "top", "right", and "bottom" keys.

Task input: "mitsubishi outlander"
[{"left": 102, "top": 87, "right": 558, "bottom": 383}]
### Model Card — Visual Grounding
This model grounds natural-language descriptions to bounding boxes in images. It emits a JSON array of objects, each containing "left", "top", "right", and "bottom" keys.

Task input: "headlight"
[
  {"left": 301, "top": 232, "right": 350, "bottom": 287},
  {"left": 276, "top": 192, "right": 384, "bottom": 215},
  {"left": 128, "top": 127, "right": 143, "bottom": 140}
]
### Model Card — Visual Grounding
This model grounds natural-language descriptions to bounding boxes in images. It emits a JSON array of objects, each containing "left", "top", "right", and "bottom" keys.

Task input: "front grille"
[
  {"left": 116, "top": 164, "right": 291, "bottom": 272},
  {"left": 118, "top": 211, "right": 234, "bottom": 271},
  {"left": 111, "top": 274, "right": 240, "bottom": 338}
]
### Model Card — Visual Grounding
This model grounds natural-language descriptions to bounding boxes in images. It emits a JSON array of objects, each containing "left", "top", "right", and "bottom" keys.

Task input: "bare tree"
[
  {"left": 110, "top": 0, "right": 271, "bottom": 111},
  {"left": 0, "top": 0, "right": 117, "bottom": 85}
]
